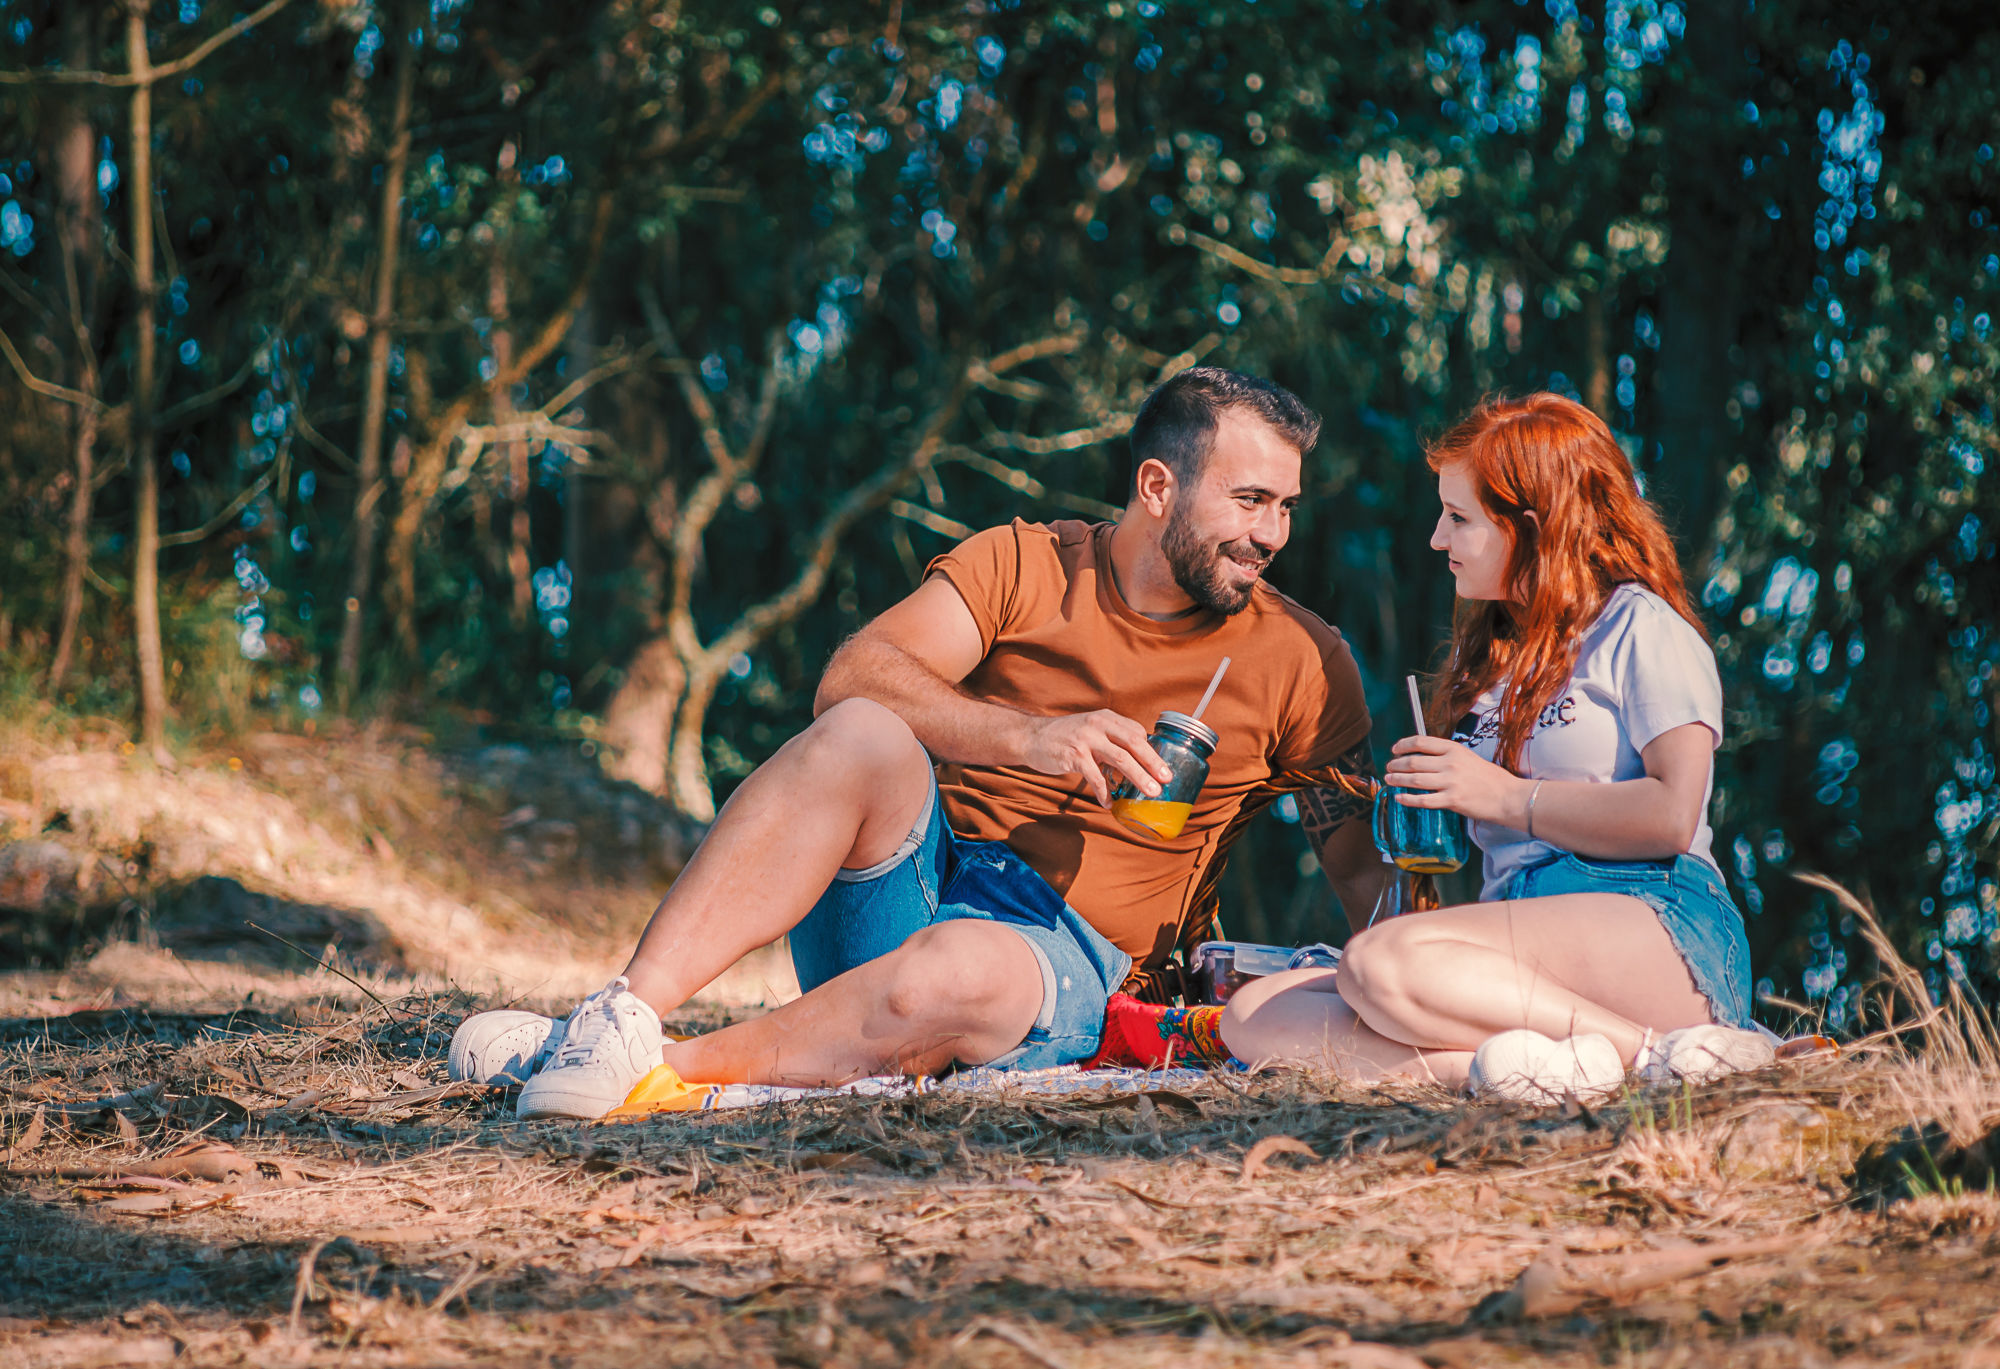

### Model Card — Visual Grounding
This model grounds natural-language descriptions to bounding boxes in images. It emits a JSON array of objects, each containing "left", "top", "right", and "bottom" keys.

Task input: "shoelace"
[{"left": 552, "top": 983, "right": 627, "bottom": 1068}]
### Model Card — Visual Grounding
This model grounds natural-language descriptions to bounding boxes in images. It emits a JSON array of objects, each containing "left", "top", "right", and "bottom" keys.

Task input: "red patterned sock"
[{"left": 1086, "top": 993, "right": 1237, "bottom": 1070}]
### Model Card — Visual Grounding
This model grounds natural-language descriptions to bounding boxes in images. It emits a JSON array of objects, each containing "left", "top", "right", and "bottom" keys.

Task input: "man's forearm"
[
  {"left": 1299, "top": 747, "right": 1387, "bottom": 938},
  {"left": 816, "top": 636, "right": 1038, "bottom": 766},
  {"left": 1323, "top": 837, "right": 1392, "bottom": 940}
]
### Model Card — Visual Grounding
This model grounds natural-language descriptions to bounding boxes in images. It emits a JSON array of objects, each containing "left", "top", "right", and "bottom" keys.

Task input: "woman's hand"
[{"left": 1384, "top": 735, "right": 1531, "bottom": 826}]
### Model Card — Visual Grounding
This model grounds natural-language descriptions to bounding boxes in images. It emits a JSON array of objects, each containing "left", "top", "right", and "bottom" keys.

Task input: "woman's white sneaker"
[
  {"left": 1468, "top": 1029, "right": 1625, "bottom": 1104},
  {"left": 449, "top": 1010, "right": 564, "bottom": 1086},
  {"left": 516, "top": 978, "right": 664, "bottom": 1120},
  {"left": 1638, "top": 1024, "right": 1776, "bottom": 1085}
]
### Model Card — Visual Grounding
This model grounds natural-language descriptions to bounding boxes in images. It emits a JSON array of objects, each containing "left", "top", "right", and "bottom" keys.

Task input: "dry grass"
[
  {"left": 4, "top": 976, "right": 1997, "bottom": 1368},
  {"left": 3, "top": 736, "right": 1999, "bottom": 1366}
]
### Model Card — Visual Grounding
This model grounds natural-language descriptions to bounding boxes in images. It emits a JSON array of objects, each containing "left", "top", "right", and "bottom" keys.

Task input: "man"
[{"left": 450, "top": 366, "right": 1385, "bottom": 1118}]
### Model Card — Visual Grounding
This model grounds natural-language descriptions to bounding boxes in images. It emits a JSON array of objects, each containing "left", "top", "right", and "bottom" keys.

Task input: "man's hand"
[
  {"left": 817, "top": 576, "right": 1170, "bottom": 795},
  {"left": 1021, "top": 710, "right": 1172, "bottom": 807}
]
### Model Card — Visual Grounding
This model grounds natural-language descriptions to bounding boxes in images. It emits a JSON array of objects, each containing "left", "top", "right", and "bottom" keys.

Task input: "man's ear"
[{"left": 1133, "top": 458, "right": 1177, "bottom": 519}]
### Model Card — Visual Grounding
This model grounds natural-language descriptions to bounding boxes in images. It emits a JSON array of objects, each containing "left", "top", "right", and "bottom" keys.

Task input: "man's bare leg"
[
  {"left": 662, "top": 920, "right": 1046, "bottom": 1087},
  {"left": 617, "top": 697, "right": 935, "bottom": 1013}
]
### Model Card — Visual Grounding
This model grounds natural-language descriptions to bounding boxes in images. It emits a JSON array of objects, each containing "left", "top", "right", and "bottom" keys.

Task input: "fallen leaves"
[
  {"left": 22, "top": 1139, "right": 333, "bottom": 1188},
  {"left": 1476, "top": 1234, "right": 1807, "bottom": 1322},
  {"left": 0, "top": 986, "right": 1977, "bottom": 1369},
  {"left": 1242, "top": 1134, "right": 1317, "bottom": 1183},
  {"left": 0, "top": 1104, "right": 44, "bottom": 1165},
  {"left": 952, "top": 1316, "right": 1071, "bottom": 1369}
]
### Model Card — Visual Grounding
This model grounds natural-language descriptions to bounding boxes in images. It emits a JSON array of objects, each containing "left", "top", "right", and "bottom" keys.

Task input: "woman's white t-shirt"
[{"left": 1449, "top": 583, "right": 1724, "bottom": 902}]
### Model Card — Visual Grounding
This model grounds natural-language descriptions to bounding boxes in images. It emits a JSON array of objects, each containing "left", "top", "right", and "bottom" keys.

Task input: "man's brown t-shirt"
[{"left": 928, "top": 518, "right": 1371, "bottom": 968}]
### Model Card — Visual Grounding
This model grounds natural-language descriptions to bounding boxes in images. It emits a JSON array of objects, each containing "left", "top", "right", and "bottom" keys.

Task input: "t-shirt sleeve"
[
  {"left": 1614, "top": 596, "right": 1724, "bottom": 752},
  {"left": 1275, "top": 629, "right": 1373, "bottom": 772},
  {"left": 924, "top": 521, "right": 1027, "bottom": 654}
]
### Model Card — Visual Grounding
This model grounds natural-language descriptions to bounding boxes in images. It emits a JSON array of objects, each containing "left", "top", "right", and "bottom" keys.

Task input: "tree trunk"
[
  {"left": 598, "top": 635, "right": 686, "bottom": 795},
  {"left": 488, "top": 140, "right": 532, "bottom": 627},
  {"left": 47, "top": 5, "right": 102, "bottom": 694},
  {"left": 1650, "top": 3, "right": 1749, "bottom": 562},
  {"left": 666, "top": 661, "right": 725, "bottom": 822},
  {"left": 47, "top": 376, "right": 97, "bottom": 692},
  {"left": 563, "top": 300, "right": 594, "bottom": 644},
  {"left": 333, "top": 3, "right": 416, "bottom": 710},
  {"left": 1583, "top": 282, "right": 1613, "bottom": 422},
  {"left": 126, "top": 6, "right": 167, "bottom": 758},
  {"left": 54, "top": 4, "right": 100, "bottom": 317}
]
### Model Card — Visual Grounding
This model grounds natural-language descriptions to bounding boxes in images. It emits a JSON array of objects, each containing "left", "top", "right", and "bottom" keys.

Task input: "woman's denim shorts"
[{"left": 1505, "top": 852, "right": 1754, "bottom": 1029}]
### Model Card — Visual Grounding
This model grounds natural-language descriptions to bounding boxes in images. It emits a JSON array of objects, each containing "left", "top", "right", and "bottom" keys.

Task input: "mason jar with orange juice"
[{"left": 1108, "top": 711, "right": 1217, "bottom": 840}]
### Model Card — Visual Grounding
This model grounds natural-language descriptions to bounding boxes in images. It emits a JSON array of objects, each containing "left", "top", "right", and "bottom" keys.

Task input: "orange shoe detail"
[{"left": 605, "top": 1062, "right": 719, "bottom": 1117}]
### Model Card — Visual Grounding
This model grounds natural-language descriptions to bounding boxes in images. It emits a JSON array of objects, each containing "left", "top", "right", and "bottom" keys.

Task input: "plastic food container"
[{"left": 1190, "top": 940, "right": 1344, "bottom": 1005}]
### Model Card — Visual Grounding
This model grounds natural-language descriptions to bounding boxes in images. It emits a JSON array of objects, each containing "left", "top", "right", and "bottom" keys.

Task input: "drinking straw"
[
  {"left": 1191, "top": 657, "right": 1232, "bottom": 721},
  {"left": 1406, "top": 674, "right": 1427, "bottom": 737}
]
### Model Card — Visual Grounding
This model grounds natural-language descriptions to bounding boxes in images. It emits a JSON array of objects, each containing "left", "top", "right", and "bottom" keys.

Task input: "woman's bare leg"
[
  {"left": 1336, "top": 893, "right": 1714, "bottom": 1063},
  {"left": 1220, "top": 968, "right": 1475, "bottom": 1089}
]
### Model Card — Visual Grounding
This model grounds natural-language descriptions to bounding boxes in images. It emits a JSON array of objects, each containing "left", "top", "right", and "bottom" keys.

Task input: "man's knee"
[
  {"left": 790, "top": 698, "right": 925, "bottom": 783},
  {"left": 877, "top": 922, "right": 1037, "bottom": 1033}
]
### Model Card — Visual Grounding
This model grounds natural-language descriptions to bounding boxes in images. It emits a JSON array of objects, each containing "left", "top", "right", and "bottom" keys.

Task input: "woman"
[{"left": 1220, "top": 392, "right": 1767, "bottom": 1099}]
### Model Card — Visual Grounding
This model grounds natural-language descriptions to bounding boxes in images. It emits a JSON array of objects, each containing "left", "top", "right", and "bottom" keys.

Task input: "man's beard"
[{"left": 1161, "top": 503, "right": 1270, "bottom": 616}]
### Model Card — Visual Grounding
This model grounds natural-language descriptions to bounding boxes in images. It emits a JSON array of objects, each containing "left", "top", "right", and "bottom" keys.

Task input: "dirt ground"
[
  {"left": 4, "top": 733, "right": 2000, "bottom": 1367},
  {"left": 5, "top": 947, "right": 2000, "bottom": 1369}
]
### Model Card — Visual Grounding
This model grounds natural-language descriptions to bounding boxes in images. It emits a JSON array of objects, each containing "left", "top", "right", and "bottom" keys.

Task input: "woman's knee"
[{"left": 1338, "top": 920, "right": 1428, "bottom": 1017}]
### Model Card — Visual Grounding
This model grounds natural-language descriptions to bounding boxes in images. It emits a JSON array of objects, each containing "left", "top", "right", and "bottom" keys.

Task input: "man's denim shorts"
[
  {"left": 788, "top": 775, "right": 1133, "bottom": 1071},
  {"left": 1505, "top": 852, "right": 1754, "bottom": 1029}
]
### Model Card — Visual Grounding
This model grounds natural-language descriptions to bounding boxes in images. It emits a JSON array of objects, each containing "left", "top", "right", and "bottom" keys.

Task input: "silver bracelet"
[{"left": 1525, "top": 778, "right": 1547, "bottom": 839}]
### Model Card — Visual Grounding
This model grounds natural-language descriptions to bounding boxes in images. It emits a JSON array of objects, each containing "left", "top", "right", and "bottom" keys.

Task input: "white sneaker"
[
  {"left": 1469, "top": 1029, "right": 1625, "bottom": 1104},
  {"left": 448, "top": 1010, "right": 564, "bottom": 1086},
  {"left": 515, "top": 978, "right": 664, "bottom": 1120},
  {"left": 1637, "top": 1024, "right": 1777, "bottom": 1086}
]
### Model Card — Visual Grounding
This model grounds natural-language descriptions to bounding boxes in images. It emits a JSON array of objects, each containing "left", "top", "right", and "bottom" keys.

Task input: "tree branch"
[
  {"left": 0, "top": 322, "right": 103, "bottom": 411},
  {"left": 438, "top": 415, "right": 607, "bottom": 494},
  {"left": 1180, "top": 227, "right": 1359, "bottom": 287},
  {"left": 157, "top": 464, "right": 277, "bottom": 548},
  {"left": 941, "top": 446, "right": 1122, "bottom": 521},
  {"left": 0, "top": 0, "right": 297, "bottom": 86},
  {"left": 979, "top": 420, "right": 1130, "bottom": 457},
  {"left": 156, "top": 342, "right": 266, "bottom": 427},
  {"left": 701, "top": 330, "right": 1083, "bottom": 666},
  {"left": 535, "top": 341, "right": 660, "bottom": 420},
  {"left": 640, "top": 285, "right": 788, "bottom": 654},
  {"left": 887, "top": 499, "right": 974, "bottom": 540}
]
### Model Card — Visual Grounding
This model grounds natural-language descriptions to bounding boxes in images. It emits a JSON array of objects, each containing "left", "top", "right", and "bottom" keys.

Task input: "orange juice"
[
  {"left": 1393, "top": 853, "right": 1462, "bottom": 875},
  {"left": 1112, "top": 797, "right": 1194, "bottom": 840}
]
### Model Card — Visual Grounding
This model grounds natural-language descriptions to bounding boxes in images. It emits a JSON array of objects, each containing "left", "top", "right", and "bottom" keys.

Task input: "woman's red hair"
[{"left": 1425, "top": 392, "right": 1705, "bottom": 772}]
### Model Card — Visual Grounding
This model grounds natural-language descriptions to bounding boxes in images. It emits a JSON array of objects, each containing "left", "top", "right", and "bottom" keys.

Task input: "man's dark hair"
[{"left": 1125, "top": 366, "right": 1321, "bottom": 499}]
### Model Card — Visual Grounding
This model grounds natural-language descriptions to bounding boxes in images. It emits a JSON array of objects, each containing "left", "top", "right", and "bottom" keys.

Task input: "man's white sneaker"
[
  {"left": 449, "top": 1009, "right": 564, "bottom": 1086},
  {"left": 1468, "top": 1029, "right": 1625, "bottom": 1104},
  {"left": 515, "top": 978, "right": 664, "bottom": 1120},
  {"left": 1637, "top": 1024, "right": 1776, "bottom": 1086}
]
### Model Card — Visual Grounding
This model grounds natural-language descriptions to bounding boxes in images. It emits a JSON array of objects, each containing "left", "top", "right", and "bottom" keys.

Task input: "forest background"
[{"left": 0, "top": 0, "right": 1994, "bottom": 1026}]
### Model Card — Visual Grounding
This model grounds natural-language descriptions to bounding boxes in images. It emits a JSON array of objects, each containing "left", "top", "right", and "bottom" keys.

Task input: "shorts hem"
[
  {"left": 832, "top": 781, "right": 938, "bottom": 884},
  {"left": 1507, "top": 852, "right": 1753, "bottom": 1031}
]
